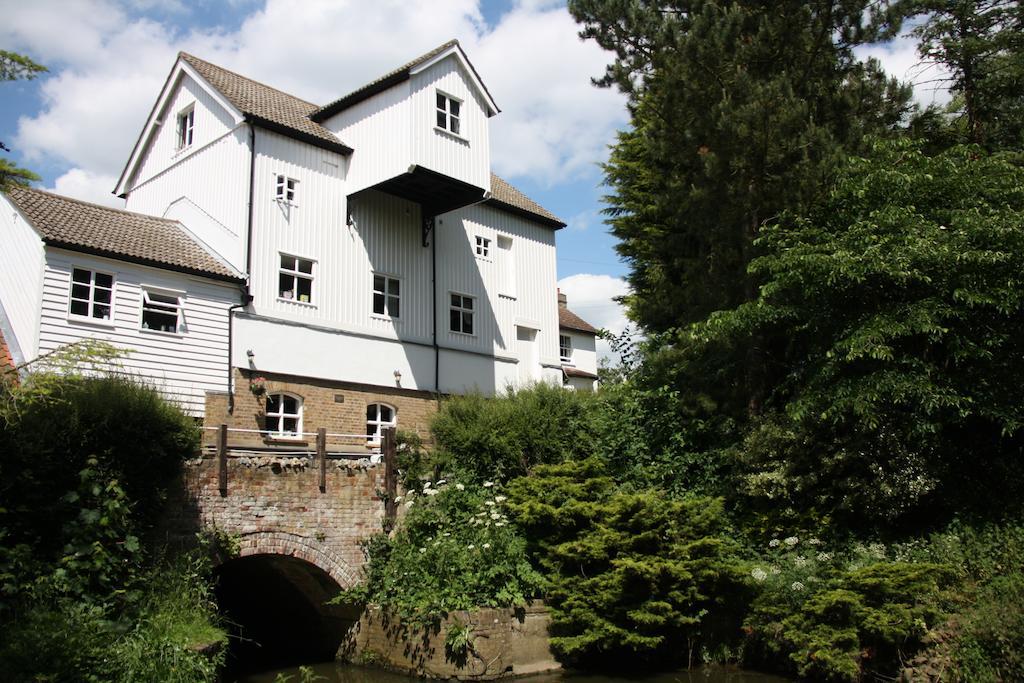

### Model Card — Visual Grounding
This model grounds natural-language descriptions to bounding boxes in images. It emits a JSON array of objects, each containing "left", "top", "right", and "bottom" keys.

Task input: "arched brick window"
[
  {"left": 366, "top": 403, "right": 396, "bottom": 445},
  {"left": 266, "top": 392, "right": 302, "bottom": 438}
]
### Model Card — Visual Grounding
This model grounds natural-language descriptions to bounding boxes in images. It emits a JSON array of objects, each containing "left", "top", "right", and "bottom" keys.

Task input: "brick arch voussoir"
[{"left": 232, "top": 531, "right": 360, "bottom": 589}]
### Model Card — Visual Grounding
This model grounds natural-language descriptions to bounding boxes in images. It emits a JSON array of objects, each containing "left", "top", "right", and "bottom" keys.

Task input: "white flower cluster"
[
  {"left": 784, "top": 536, "right": 799, "bottom": 547},
  {"left": 790, "top": 581, "right": 804, "bottom": 592},
  {"left": 751, "top": 567, "right": 768, "bottom": 582}
]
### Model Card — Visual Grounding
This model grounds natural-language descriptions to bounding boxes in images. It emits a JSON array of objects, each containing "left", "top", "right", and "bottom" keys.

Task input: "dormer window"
[
  {"left": 275, "top": 174, "right": 297, "bottom": 203},
  {"left": 475, "top": 236, "right": 490, "bottom": 258},
  {"left": 436, "top": 91, "right": 461, "bottom": 136},
  {"left": 176, "top": 105, "right": 194, "bottom": 150}
]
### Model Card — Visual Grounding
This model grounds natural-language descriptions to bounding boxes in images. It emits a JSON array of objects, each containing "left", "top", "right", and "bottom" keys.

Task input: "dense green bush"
[
  {"left": 508, "top": 459, "right": 747, "bottom": 669},
  {"left": 340, "top": 479, "right": 543, "bottom": 623},
  {"left": 430, "top": 383, "right": 598, "bottom": 484},
  {"left": 744, "top": 536, "right": 951, "bottom": 681}
]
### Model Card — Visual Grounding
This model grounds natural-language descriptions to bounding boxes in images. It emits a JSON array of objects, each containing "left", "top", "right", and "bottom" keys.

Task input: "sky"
[{"left": 0, "top": 0, "right": 945, "bottom": 361}]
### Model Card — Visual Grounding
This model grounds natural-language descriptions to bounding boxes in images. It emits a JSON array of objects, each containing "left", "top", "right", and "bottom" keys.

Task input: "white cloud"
[
  {"left": 557, "top": 273, "right": 630, "bottom": 362},
  {"left": 856, "top": 34, "right": 953, "bottom": 108},
  {"left": 4, "top": 0, "right": 627, "bottom": 206},
  {"left": 47, "top": 168, "right": 123, "bottom": 208}
]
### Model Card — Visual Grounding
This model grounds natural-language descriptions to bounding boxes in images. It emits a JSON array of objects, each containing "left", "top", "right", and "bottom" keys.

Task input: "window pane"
[
  {"left": 72, "top": 283, "right": 90, "bottom": 300},
  {"left": 279, "top": 273, "right": 292, "bottom": 296},
  {"left": 70, "top": 300, "right": 88, "bottom": 316},
  {"left": 296, "top": 277, "right": 311, "bottom": 299},
  {"left": 73, "top": 269, "right": 91, "bottom": 283},
  {"left": 387, "top": 278, "right": 399, "bottom": 296},
  {"left": 267, "top": 394, "right": 280, "bottom": 413},
  {"left": 463, "top": 312, "right": 473, "bottom": 335},
  {"left": 94, "top": 272, "right": 113, "bottom": 288},
  {"left": 283, "top": 395, "right": 297, "bottom": 413},
  {"left": 450, "top": 310, "right": 461, "bottom": 331},
  {"left": 373, "top": 292, "right": 385, "bottom": 315},
  {"left": 437, "top": 93, "right": 446, "bottom": 110},
  {"left": 450, "top": 117, "right": 460, "bottom": 135},
  {"left": 451, "top": 293, "right": 460, "bottom": 307},
  {"left": 381, "top": 406, "right": 393, "bottom": 421},
  {"left": 450, "top": 100, "right": 460, "bottom": 117},
  {"left": 367, "top": 404, "right": 377, "bottom": 421},
  {"left": 389, "top": 297, "right": 399, "bottom": 318},
  {"left": 280, "top": 254, "right": 292, "bottom": 269},
  {"left": 367, "top": 423, "right": 376, "bottom": 438},
  {"left": 436, "top": 110, "right": 446, "bottom": 128},
  {"left": 282, "top": 417, "right": 298, "bottom": 434},
  {"left": 93, "top": 288, "right": 111, "bottom": 304},
  {"left": 298, "top": 259, "right": 313, "bottom": 274},
  {"left": 463, "top": 296, "right": 473, "bottom": 310},
  {"left": 373, "top": 274, "right": 384, "bottom": 293},
  {"left": 93, "top": 305, "right": 110, "bottom": 320}
]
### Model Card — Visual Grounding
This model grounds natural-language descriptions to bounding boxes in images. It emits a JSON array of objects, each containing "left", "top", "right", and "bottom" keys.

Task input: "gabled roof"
[
  {"left": 311, "top": 40, "right": 499, "bottom": 122},
  {"left": 559, "top": 306, "right": 598, "bottom": 335},
  {"left": 487, "top": 174, "right": 565, "bottom": 228},
  {"left": 5, "top": 187, "right": 243, "bottom": 282},
  {"left": 178, "top": 53, "right": 351, "bottom": 155}
]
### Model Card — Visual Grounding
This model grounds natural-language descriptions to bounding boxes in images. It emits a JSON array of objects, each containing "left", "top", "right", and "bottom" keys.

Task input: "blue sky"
[{"left": 0, "top": 1, "right": 944, "bottom": 355}]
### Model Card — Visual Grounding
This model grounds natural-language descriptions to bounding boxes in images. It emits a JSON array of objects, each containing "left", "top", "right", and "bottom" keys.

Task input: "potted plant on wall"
[{"left": 249, "top": 375, "right": 267, "bottom": 399}]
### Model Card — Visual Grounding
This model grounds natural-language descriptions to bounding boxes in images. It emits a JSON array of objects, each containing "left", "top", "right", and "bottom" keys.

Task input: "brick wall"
[
  {"left": 163, "top": 455, "right": 387, "bottom": 585},
  {"left": 340, "top": 604, "right": 560, "bottom": 680},
  {"left": 0, "top": 326, "right": 14, "bottom": 372},
  {"left": 203, "top": 369, "right": 439, "bottom": 452}
]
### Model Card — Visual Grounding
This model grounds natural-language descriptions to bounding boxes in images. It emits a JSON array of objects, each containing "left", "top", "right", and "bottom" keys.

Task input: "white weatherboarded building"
[{"left": 1, "top": 40, "right": 598, "bottom": 441}]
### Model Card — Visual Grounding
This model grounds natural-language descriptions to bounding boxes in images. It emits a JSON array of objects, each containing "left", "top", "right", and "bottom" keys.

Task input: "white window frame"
[
  {"left": 560, "top": 334, "right": 573, "bottom": 364},
  {"left": 68, "top": 267, "right": 115, "bottom": 322},
  {"left": 275, "top": 174, "right": 298, "bottom": 204},
  {"left": 140, "top": 287, "right": 184, "bottom": 335},
  {"left": 497, "top": 235, "right": 516, "bottom": 298},
  {"left": 372, "top": 273, "right": 401, "bottom": 319},
  {"left": 176, "top": 105, "right": 195, "bottom": 151},
  {"left": 366, "top": 402, "right": 397, "bottom": 446},
  {"left": 278, "top": 253, "right": 315, "bottom": 304},
  {"left": 475, "top": 235, "right": 491, "bottom": 259},
  {"left": 435, "top": 90, "right": 462, "bottom": 137},
  {"left": 265, "top": 392, "right": 303, "bottom": 439},
  {"left": 449, "top": 292, "right": 476, "bottom": 336}
]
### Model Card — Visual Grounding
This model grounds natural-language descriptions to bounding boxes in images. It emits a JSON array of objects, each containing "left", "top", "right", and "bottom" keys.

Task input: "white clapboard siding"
[
  {"left": 0, "top": 193, "right": 45, "bottom": 360},
  {"left": 409, "top": 56, "right": 491, "bottom": 191},
  {"left": 129, "top": 73, "right": 238, "bottom": 191},
  {"left": 322, "top": 81, "right": 412, "bottom": 195},
  {"left": 37, "top": 249, "right": 239, "bottom": 416}
]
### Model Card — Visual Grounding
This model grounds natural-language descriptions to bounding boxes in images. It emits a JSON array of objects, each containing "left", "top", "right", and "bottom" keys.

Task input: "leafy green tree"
[
  {"left": 0, "top": 50, "right": 46, "bottom": 190},
  {"left": 882, "top": 0, "right": 1024, "bottom": 149},
  {"left": 508, "top": 459, "right": 747, "bottom": 668},
  {"left": 569, "top": 2, "right": 913, "bottom": 416},
  {"left": 689, "top": 139, "right": 1024, "bottom": 528}
]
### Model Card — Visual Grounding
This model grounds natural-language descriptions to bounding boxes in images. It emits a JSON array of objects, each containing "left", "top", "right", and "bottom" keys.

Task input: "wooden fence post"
[
  {"left": 317, "top": 427, "right": 327, "bottom": 493},
  {"left": 217, "top": 423, "right": 228, "bottom": 496},
  {"left": 383, "top": 426, "right": 397, "bottom": 523}
]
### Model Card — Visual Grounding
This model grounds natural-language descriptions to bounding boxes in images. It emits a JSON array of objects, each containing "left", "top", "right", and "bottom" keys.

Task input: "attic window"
[
  {"left": 436, "top": 91, "right": 461, "bottom": 136},
  {"left": 275, "top": 174, "right": 297, "bottom": 203},
  {"left": 475, "top": 235, "right": 490, "bottom": 258},
  {"left": 176, "top": 105, "right": 194, "bottom": 150}
]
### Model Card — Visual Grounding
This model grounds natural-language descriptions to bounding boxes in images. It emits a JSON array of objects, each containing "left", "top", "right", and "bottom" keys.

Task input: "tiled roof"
[
  {"left": 5, "top": 186, "right": 243, "bottom": 281},
  {"left": 559, "top": 306, "right": 598, "bottom": 334},
  {"left": 179, "top": 52, "right": 350, "bottom": 153},
  {"left": 488, "top": 174, "right": 565, "bottom": 228}
]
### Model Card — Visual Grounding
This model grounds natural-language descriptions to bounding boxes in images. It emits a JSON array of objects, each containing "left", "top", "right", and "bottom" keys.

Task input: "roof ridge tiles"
[{"left": 178, "top": 51, "right": 318, "bottom": 108}]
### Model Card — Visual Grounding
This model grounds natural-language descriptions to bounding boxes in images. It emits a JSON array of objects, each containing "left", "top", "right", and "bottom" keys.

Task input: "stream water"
[{"left": 233, "top": 662, "right": 790, "bottom": 683}]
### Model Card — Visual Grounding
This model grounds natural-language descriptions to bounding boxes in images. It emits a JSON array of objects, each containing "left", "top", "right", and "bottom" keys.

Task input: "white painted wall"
[
  {"left": 561, "top": 329, "right": 598, "bottom": 377},
  {"left": 322, "top": 81, "right": 411, "bottom": 195},
  {"left": 409, "top": 56, "right": 491, "bottom": 191},
  {"left": 0, "top": 194, "right": 45, "bottom": 361},
  {"left": 37, "top": 248, "right": 239, "bottom": 415}
]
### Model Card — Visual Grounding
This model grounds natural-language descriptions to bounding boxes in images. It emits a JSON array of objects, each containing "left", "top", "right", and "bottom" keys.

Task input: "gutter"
[{"left": 229, "top": 123, "right": 258, "bottom": 415}]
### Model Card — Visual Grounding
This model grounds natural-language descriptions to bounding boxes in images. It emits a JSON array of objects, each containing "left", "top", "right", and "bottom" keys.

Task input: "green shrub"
[
  {"left": 430, "top": 383, "right": 597, "bottom": 484},
  {"left": 745, "top": 537, "right": 952, "bottom": 681},
  {"left": 339, "top": 479, "right": 542, "bottom": 624},
  {"left": 508, "top": 459, "right": 747, "bottom": 669}
]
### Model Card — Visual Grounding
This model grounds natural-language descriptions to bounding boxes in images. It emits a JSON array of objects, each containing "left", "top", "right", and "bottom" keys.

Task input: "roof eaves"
[
  {"left": 244, "top": 114, "right": 353, "bottom": 155},
  {"left": 484, "top": 198, "right": 566, "bottom": 229},
  {"left": 44, "top": 239, "right": 245, "bottom": 284}
]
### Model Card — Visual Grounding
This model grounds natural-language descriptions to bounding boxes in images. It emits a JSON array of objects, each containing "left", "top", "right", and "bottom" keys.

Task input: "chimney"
[{"left": 557, "top": 289, "right": 567, "bottom": 309}]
